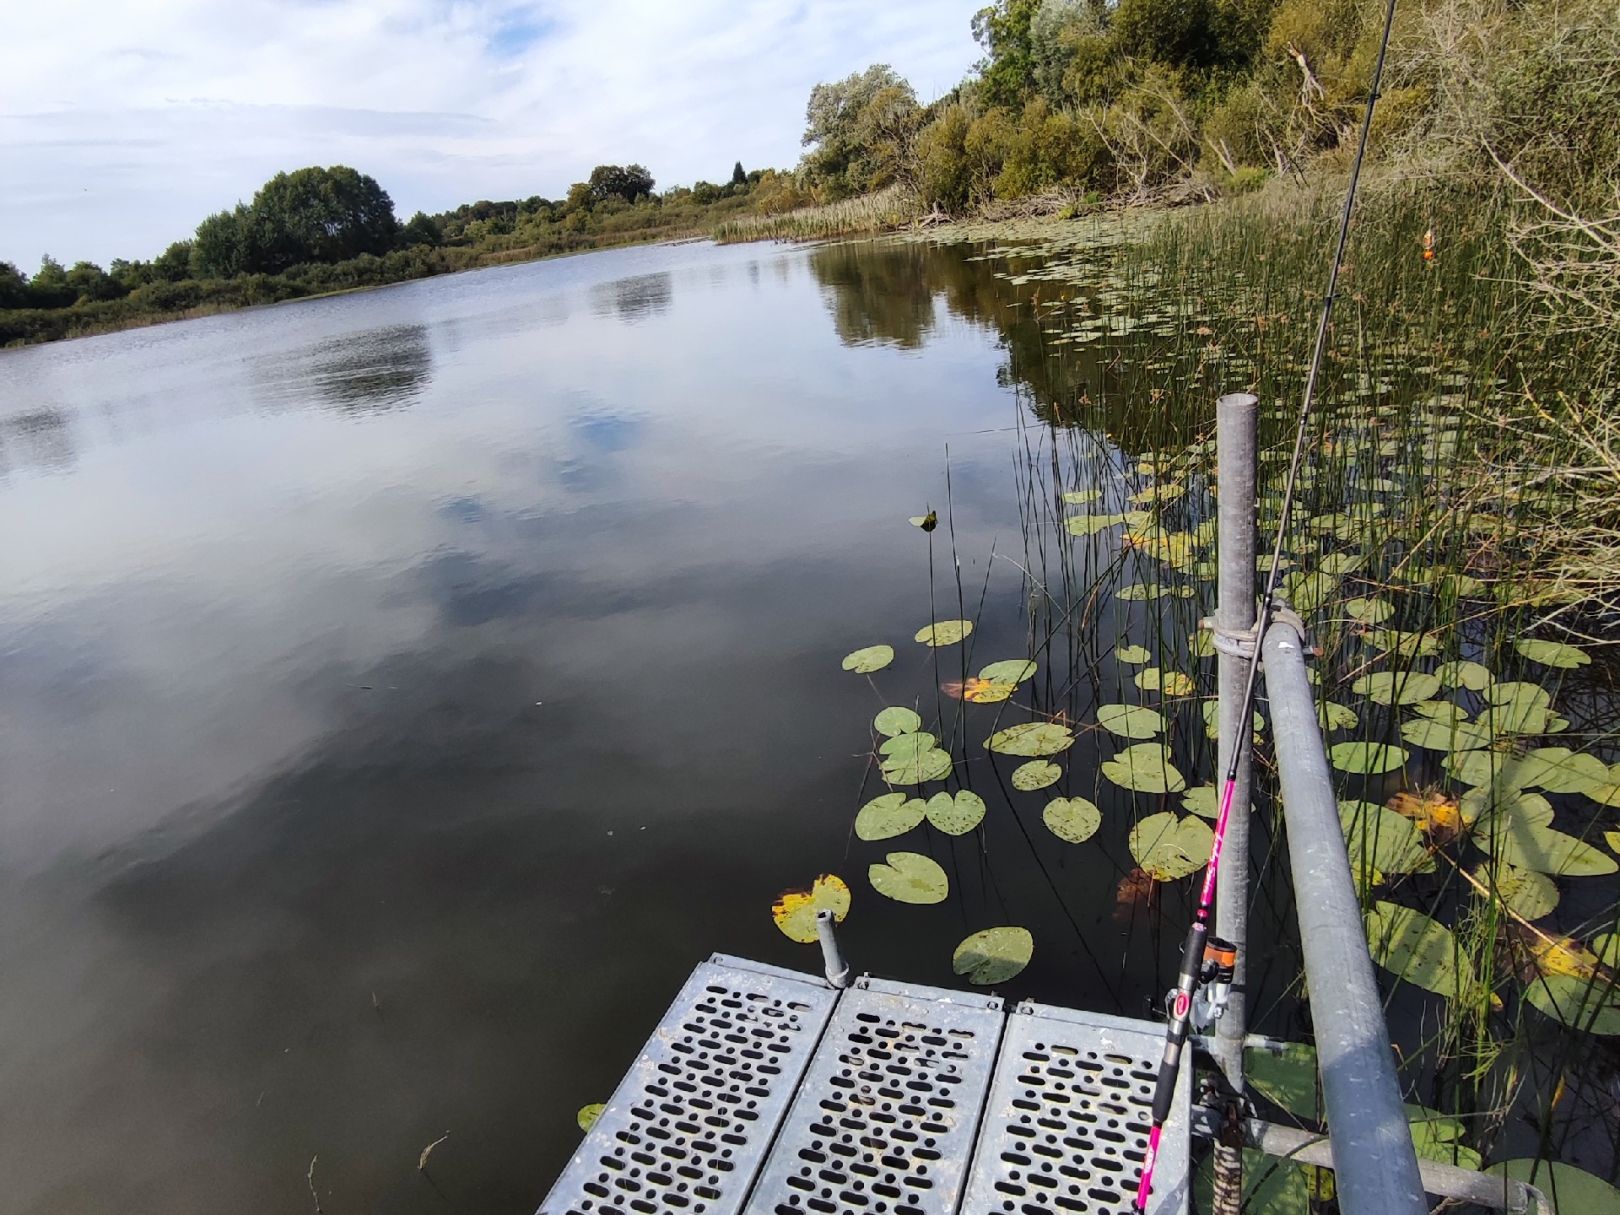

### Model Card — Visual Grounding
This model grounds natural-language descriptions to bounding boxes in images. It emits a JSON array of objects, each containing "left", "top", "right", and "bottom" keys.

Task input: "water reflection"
[
  {"left": 588, "top": 272, "right": 673, "bottom": 324},
  {"left": 808, "top": 242, "right": 937, "bottom": 349},
  {"left": 252, "top": 323, "right": 433, "bottom": 414},
  {"left": 0, "top": 408, "right": 75, "bottom": 477}
]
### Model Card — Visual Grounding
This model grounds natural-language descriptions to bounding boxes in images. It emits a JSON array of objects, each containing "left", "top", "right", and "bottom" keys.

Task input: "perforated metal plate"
[
  {"left": 960, "top": 1002, "right": 1190, "bottom": 1215},
  {"left": 743, "top": 976, "right": 1005, "bottom": 1215},
  {"left": 537, "top": 956, "right": 839, "bottom": 1215}
]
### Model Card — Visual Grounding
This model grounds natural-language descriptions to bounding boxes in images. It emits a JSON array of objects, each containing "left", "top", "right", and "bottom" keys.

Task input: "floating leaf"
[
  {"left": 978, "top": 659, "right": 1037, "bottom": 684},
  {"left": 1097, "top": 703, "right": 1166, "bottom": 740},
  {"left": 956, "top": 677, "right": 1016, "bottom": 703},
  {"left": 914, "top": 620, "right": 973, "bottom": 647},
  {"left": 1436, "top": 659, "right": 1493, "bottom": 691},
  {"left": 855, "top": 793, "right": 926, "bottom": 841},
  {"left": 1407, "top": 1105, "right": 1482, "bottom": 1170},
  {"left": 1282, "top": 571, "right": 1339, "bottom": 612},
  {"left": 1135, "top": 667, "right": 1197, "bottom": 696},
  {"left": 1400, "top": 712, "right": 1494, "bottom": 752},
  {"left": 1043, "top": 796, "right": 1101, "bottom": 842},
  {"left": 1478, "top": 863, "right": 1559, "bottom": 919},
  {"left": 879, "top": 732, "right": 938, "bottom": 759},
  {"left": 952, "top": 926, "right": 1034, "bottom": 985},
  {"left": 1202, "top": 699, "right": 1264, "bottom": 740},
  {"left": 908, "top": 511, "right": 937, "bottom": 531},
  {"left": 1129, "top": 812, "right": 1213, "bottom": 880},
  {"left": 1340, "top": 800, "right": 1433, "bottom": 876},
  {"left": 1511, "top": 747, "right": 1612, "bottom": 795},
  {"left": 1367, "top": 628, "right": 1443, "bottom": 659},
  {"left": 1246, "top": 1042, "right": 1318, "bottom": 1119},
  {"left": 986, "top": 721, "right": 1076, "bottom": 756},
  {"left": 1319, "top": 701, "right": 1359, "bottom": 732},
  {"left": 1478, "top": 684, "right": 1555, "bottom": 736},
  {"left": 577, "top": 1103, "right": 606, "bottom": 1132},
  {"left": 1514, "top": 639, "right": 1591, "bottom": 669},
  {"left": 1390, "top": 789, "right": 1464, "bottom": 840},
  {"left": 841, "top": 644, "right": 893, "bottom": 674},
  {"left": 1117, "top": 644, "right": 1152, "bottom": 664},
  {"left": 1188, "top": 629, "right": 1214, "bottom": 658},
  {"left": 868, "top": 852, "right": 948, "bottom": 904},
  {"left": 1321, "top": 550, "right": 1364, "bottom": 575},
  {"left": 1329, "top": 742, "right": 1409, "bottom": 774},
  {"left": 873, "top": 706, "right": 922, "bottom": 737},
  {"left": 925, "top": 790, "right": 985, "bottom": 835},
  {"left": 1345, "top": 596, "right": 1393, "bottom": 625},
  {"left": 771, "top": 873, "right": 851, "bottom": 943},
  {"left": 1103, "top": 743, "right": 1187, "bottom": 793},
  {"left": 1352, "top": 671, "right": 1442, "bottom": 706},
  {"left": 880, "top": 743, "right": 953, "bottom": 785},
  {"left": 1364, "top": 900, "right": 1474, "bottom": 998},
  {"left": 1012, "top": 759, "right": 1062, "bottom": 791},
  {"left": 1182, "top": 785, "right": 1220, "bottom": 819},
  {"left": 1062, "top": 489, "right": 1101, "bottom": 505},
  {"left": 1487, "top": 1159, "right": 1620, "bottom": 1212},
  {"left": 1066, "top": 512, "right": 1128, "bottom": 536},
  {"left": 1478, "top": 815, "right": 1617, "bottom": 877}
]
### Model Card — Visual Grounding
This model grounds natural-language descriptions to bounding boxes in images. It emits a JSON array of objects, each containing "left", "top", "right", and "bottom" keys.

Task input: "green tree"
[
  {"left": 247, "top": 166, "right": 399, "bottom": 272},
  {"left": 191, "top": 205, "right": 256, "bottom": 278},
  {"left": 972, "top": 0, "right": 1043, "bottom": 107},
  {"left": 586, "top": 164, "right": 655, "bottom": 204},
  {"left": 65, "top": 260, "right": 124, "bottom": 302},
  {"left": 731, "top": 161, "right": 748, "bottom": 186},
  {"left": 800, "top": 64, "right": 921, "bottom": 198},
  {"left": 29, "top": 256, "right": 76, "bottom": 308},
  {"left": 1112, "top": 0, "right": 1221, "bottom": 68},
  {"left": 0, "top": 261, "right": 29, "bottom": 309},
  {"left": 400, "top": 211, "right": 443, "bottom": 247},
  {"left": 153, "top": 241, "right": 194, "bottom": 282}
]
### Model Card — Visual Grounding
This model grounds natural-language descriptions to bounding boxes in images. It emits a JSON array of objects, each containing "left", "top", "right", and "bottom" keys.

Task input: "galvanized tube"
[
  {"left": 1262, "top": 620, "right": 1427, "bottom": 1215},
  {"left": 1212, "top": 391, "right": 1259, "bottom": 1095},
  {"left": 815, "top": 908, "right": 851, "bottom": 989}
]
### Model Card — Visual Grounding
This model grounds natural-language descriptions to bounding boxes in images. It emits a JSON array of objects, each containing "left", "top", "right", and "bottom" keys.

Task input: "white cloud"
[{"left": 0, "top": 0, "right": 983, "bottom": 267}]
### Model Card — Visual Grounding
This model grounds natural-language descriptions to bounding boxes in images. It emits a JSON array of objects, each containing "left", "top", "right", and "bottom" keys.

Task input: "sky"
[{"left": 0, "top": 0, "right": 984, "bottom": 269}]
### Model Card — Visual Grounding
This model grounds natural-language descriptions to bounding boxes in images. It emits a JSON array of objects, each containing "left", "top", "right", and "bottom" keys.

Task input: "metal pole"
[
  {"left": 1213, "top": 391, "right": 1258, "bottom": 1093},
  {"left": 815, "top": 909, "right": 851, "bottom": 989},
  {"left": 1262, "top": 620, "right": 1428, "bottom": 1215}
]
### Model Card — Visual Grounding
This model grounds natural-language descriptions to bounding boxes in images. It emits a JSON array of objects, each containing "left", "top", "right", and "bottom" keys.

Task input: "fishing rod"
[{"left": 1131, "top": 0, "right": 1400, "bottom": 1208}]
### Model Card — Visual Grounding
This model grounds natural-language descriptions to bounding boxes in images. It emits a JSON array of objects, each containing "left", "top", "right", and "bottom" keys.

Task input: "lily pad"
[
  {"left": 842, "top": 644, "right": 893, "bottom": 674},
  {"left": 1012, "top": 759, "right": 1062, "bottom": 791},
  {"left": 1487, "top": 1159, "right": 1620, "bottom": 1213},
  {"left": 880, "top": 744, "right": 953, "bottom": 785},
  {"left": 978, "top": 659, "right": 1037, "bottom": 684},
  {"left": 874, "top": 706, "right": 922, "bottom": 738},
  {"left": 1062, "top": 489, "right": 1101, "bottom": 505},
  {"left": 915, "top": 620, "right": 973, "bottom": 647},
  {"left": 1407, "top": 1105, "right": 1482, "bottom": 1170},
  {"left": 577, "top": 1103, "right": 606, "bottom": 1132},
  {"left": 1436, "top": 659, "right": 1493, "bottom": 691},
  {"left": 925, "top": 790, "right": 986, "bottom": 835},
  {"left": 868, "top": 852, "right": 949, "bottom": 905},
  {"left": 1246, "top": 1042, "right": 1318, "bottom": 1119},
  {"left": 1066, "top": 512, "right": 1128, "bottom": 536},
  {"left": 1514, "top": 639, "right": 1591, "bottom": 669},
  {"left": 1345, "top": 596, "right": 1394, "bottom": 625},
  {"left": 1103, "top": 743, "right": 1187, "bottom": 793},
  {"left": 855, "top": 793, "right": 926, "bottom": 841},
  {"left": 1477, "top": 862, "right": 1559, "bottom": 920},
  {"left": 1511, "top": 747, "right": 1612, "bottom": 795},
  {"left": 1282, "top": 571, "right": 1339, "bottom": 613},
  {"left": 1477, "top": 814, "right": 1617, "bottom": 877},
  {"left": 1364, "top": 900, "right": 1475, "bottom": 998},
  {"left": 1135, "top": 667, "right": 1197, "bottom": 696},
  {"left": 1128, "top": 812, "right": 1213, "bottom": 880},
  {"left": 1340, "top": 800, "right": 1433, "bottom": 876},
  {"left": 1319, "top": 701, "right": 1359, "bottom": 732},
  {"left": 1117, "top": 644, "right": 1152, "bottom": 664},
  {"left": 1352, "top": 671, "right": 1442, "bottom": 706},
  {"left": 952, "top": 926, "right": 1034, "bottom": 985},
  {"left": 1329, "top": 742, "right": 1409, "bottom": 774},
  {"left": 1400, "top": 713, "right": 1494, "bottom": 752},
  {"left": 879, "top": 732, "right": 938, "bottom": 759},
  {"left": 986, "top": 721, "right": 1076, "bottom": 757},
  {"left": 1182, "top": 785, "right": 1220, "bottom": 819},
  {"left": 1097, "top": 704, "right": 1166, "bottom": 740},
  {"left": 1043, "top": 797, "right": 1101, "bottom": 842},
  {"left": 771, "top": 873, "right": 852, "bottom": 943}
]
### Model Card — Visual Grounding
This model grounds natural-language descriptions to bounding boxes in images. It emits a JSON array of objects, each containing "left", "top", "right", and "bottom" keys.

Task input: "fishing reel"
[{"left": 1162, "top": 936, "right": 1239, "bottom": 1030}]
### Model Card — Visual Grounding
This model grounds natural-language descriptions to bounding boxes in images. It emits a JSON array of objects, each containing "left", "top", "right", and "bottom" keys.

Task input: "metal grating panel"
[
  {"left": 960, "top": 1002, "right": 1190, "bottom": 1215},
  {"left": 743, "top": 975, "right": 1005, "bottom": 1215},
  {"left": 537, "top": 955, "right": 839, "bottom": 1215}
]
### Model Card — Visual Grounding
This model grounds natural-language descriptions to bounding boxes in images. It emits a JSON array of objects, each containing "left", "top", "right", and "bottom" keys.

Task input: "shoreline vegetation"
[{"left": 6, "top": 0, "right": 1614, "bottom": 350}]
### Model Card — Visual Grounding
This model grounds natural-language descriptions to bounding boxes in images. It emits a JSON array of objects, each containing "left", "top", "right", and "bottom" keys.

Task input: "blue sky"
[{"left": 0, "top": 0, "right": 983, "bottom": 268}]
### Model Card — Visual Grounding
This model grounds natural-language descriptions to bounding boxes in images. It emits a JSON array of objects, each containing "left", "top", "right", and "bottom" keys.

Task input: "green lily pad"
[
  {"left": 868, "top": 852, "right": 949, "bottom": 904},
  {"left": 985, "top": 721, "right": 1076, "bottom": 756},
  {"left": 1487, "top": 1159, "right": 1620, "bottom": 1213},
  {"left": 1321, "top": 551, "right": 1364, "bottom": 575},
  {"left": 915, "top": 620, "right": 973, "bottom": 647},
  {"left": 1246, "top": 1042, "right": 1318, "bottom": 1119},
  {"left": 1514, "top": 639, "right": 1591, "bottom": 669},
  {"left": 1476, "top": 862, "right": 1559, "bottom": 920},
  {"left": 771, "top": 873, "right": 852, "bottom": 942},
  {"left": 1012, "top": 759, "right": 1062, "bottom": 791},
  {"left": 1329, "top": 742, "right": 1409, "bottom": 774},
  {"left": 1066, "top": 512, "right": 1128, "bottom": 536},
  {"left": 1319, "top": 701, "right": 1359, "bottom": 732},
  {"left": 1407, "top": 1105, "right": 1482, "bottom": 1170},
  {"left": 1117, "top": 644, "right": 1152, "bottom": 664},
  {"left": 577, "top": 1103, "right": 606, "bottom": 1132},
  {"left": 1364, "top": 901, "right": 1475, "bottom": 999},
  {"left": 1103, "top": 743, "right": 1187, "bottom": 793},
  {"left": 856, "top": 793, "right": 926, "bottom": 841},
  {"left": 1401, "top": 713, "right": 1494, "bottom": 752},
  {"left": 952, "top": 926, "right": 1034, "bottom": 985},
  {"left": 1340, "top": 800, "right": 1433, "bottom": 876},
  {"left": 1097, "top": 704, "right": 1166, "bottom": 740},
  {"left": 842, "top": 644, "right": 894, "bottom": 674},
  {"left": 1135, "top": 667, "right": 1197, "bottom": 696},
  {"left": 1477, "top": 815, "right": 1617, "bottom": 877},
  {"left": 1128, "top": 812, "right": 1213, "bottom": 880},
  {"left": 879, "top": 732, "right": 938, "bottom": 759},
  {"left": 1062, "top": 489, "right": 1101, "bottom": 505},
  {"left": 925, "top": 790, "right": 986, "bottom": 835},
  {"left": 1367, "top": 628, "right": 1443, "bottom": 659},
  {"left": 1182, "top": 785, "right": 1220, "bottom": 819},
  {"left": 1524, "top": 975, "right": 1620, "bottom": 1036},
  {"left": 1043, "top": 797, "right": 1101, "bottom": 842},
  {"left": 978, "top": 659, "right": 1037, "bottom": 684},
  {"left": 1436, "top": 659, "right": 1493, "bottom": 691},
  {"left": 1352, "top": 671, "right": 1442, "bottom": 706},
  {"left": 880, "top": 744, "right": 953, "bottom": 785},
  {"left": 1479, "top": 684, "right": 1555, "bottom": 736},
  {"left": 1345, "top": 596, "right": 1393, "bottom": 625},
  {"left": 1512, "top": 747, "right": 1612, "bottom": 795},
  {"left": 874, "top": 706, "right": 922, "bottom": 737},
  {"left": 1188, "top": 630, "right": 1215, "bottom": 658},
  {"left": 1202, "top": 699, "right": 1265, "bottom": 740}
]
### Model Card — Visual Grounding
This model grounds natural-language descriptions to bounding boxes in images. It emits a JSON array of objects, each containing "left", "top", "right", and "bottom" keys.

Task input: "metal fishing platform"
[{"left": 536, "top": 954, "right": 1189, "bottom": 1215}]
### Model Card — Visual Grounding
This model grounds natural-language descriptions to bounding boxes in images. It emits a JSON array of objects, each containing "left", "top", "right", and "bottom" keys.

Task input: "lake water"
[{"left": 0, "top": 237, "right": 1221, "bottom": 1214}]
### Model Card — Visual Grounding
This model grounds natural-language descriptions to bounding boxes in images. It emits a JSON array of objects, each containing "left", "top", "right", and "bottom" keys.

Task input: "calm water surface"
[{"left": 0, "top": 239, "right": 1181, "bottom": 1213}]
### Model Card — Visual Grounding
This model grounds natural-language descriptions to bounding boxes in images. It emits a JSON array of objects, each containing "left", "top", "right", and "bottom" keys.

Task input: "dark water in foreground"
[{"left": 0, "top": 238, "right": 1198, "bottom": 1214}]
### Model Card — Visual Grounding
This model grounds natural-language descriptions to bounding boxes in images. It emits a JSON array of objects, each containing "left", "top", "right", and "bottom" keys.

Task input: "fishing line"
[{"left": 1133, "top": 0, "right": 1401, "bottom": 1206}]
